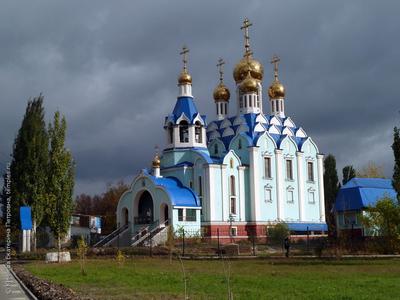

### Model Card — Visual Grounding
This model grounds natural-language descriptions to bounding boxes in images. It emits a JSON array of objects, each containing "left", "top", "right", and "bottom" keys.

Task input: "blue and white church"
[{"left": 116, "top": 19, "right": 327, "bottom": 243}]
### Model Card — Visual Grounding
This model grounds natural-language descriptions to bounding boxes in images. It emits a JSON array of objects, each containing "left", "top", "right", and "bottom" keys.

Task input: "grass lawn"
[{"left": 24, "top": 257, "right": 400, "bottom": 300}]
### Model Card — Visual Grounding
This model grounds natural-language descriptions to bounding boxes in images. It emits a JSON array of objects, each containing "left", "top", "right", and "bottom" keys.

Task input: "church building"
[{"left": 116, "top": 19, "right": 327, "bottom": 244}]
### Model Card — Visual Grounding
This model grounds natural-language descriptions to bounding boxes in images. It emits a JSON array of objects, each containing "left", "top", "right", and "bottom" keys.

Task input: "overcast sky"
[{"left": 0, "top": 0, "right": 399, "bottom": 195}]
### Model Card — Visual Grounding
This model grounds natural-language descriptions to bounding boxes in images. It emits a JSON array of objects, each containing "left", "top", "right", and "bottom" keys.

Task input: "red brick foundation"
[{"left": 202, "top": 224, "right": 267, "bottom": 243}]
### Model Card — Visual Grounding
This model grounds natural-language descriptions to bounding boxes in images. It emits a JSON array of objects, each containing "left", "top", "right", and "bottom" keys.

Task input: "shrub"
[{"left": 267, "top": 222, "right": 290, "bottom": 245}]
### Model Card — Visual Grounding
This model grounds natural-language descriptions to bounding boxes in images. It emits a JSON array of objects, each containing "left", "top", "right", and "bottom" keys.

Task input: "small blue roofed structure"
[
  {"left": 20, "top": 206, "right": 32, "bottom": 230},
  {"left": 334, "top": 178, "right": 397, "bottom": 236}
]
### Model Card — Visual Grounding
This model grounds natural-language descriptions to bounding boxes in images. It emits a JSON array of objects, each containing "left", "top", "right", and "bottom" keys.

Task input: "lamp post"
[{"left": 227, "top": 214, "right": 235, "bottom": 243}]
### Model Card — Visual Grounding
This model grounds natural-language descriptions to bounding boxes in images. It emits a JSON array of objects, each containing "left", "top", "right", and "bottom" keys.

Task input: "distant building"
[
  {"left": 114, "top": 19, "right": 327, "bottom": 246},
  {"left": 334, "top": 178, "right": 396, "bottom": 236}
]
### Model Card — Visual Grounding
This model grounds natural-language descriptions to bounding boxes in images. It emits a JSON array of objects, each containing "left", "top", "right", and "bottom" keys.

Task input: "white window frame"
[
  {"left": 307, "top": 161, "right": 315, "bottom": 182},
  {"left": 264, "top": 187, "right": 272, "bottom": 203},
  {"left": 286, "top": 159, "right": 294, "bottom": 180},
  {"left": 230, "top": 226, "right": 237, "bottom": 237},
  {"left": 264, "top": 156, "right": 272, "bottom": 179},
  {"left": 308, "top": 188, "right": 316, "bottom": 204}
]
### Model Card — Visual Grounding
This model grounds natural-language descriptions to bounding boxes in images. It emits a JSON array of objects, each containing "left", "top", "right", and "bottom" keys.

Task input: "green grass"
[{"left": 24, "top": 257, "right": 400, "bottom": 299}]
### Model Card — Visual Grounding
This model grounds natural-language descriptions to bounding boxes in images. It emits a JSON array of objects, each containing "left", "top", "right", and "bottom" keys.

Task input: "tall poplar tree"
[
  {"left": 324, "top": 154, "right": 340, "bottom": 236},
  {"left": 392, "top": 127, "right": 400, "bottom": 203},
  {"left": 47, "top": 111, "right": 75, "bottom": 256},
  {"left": 8, "top": 95, "right": 48, "bottom": 248},
  {"left": 342, "top": 165, "right": 356, "bottom": 185}
]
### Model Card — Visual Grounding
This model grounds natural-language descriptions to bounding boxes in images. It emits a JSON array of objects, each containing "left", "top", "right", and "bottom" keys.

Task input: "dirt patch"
[{"left": 13, "top": 264, "right": 91, "bottom": 300}]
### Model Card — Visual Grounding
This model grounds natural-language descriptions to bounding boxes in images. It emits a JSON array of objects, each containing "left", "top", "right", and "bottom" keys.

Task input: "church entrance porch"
[
  {"left": 160, "top": 203, "right": 169, "bottom": 226},
  {"left": 122, "top": 207, "right": 129, "bottom": 226},
  {"left": 134, "top": 190, "right": 154, "bottom": 225}
]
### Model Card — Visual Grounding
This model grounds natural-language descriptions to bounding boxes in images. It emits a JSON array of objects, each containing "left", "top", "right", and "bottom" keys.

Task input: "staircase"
[
  {"left": 131, "top": 219, "right": 169, "bottom": 247},
  {"left": 93, "top": 223, "right": 130, "bottom": 247}
]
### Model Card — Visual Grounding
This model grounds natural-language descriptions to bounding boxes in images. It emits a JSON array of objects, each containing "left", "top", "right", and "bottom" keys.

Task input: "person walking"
[{"left": 284, "top": 237, "right": 290, "bottom": 258}]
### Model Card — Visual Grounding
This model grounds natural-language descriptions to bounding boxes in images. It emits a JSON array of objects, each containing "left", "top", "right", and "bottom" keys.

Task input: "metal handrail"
[
  {"left": 131, "top": 225, "right": 150, "bottom": 242},
  {"left": 93, "top": 223, "right": 129, "bottom": 247},
  {"left": 131, "top": 219, "right": 169, "bottom": 247}
]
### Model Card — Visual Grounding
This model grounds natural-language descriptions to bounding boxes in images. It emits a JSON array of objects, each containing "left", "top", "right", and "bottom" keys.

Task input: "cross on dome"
[
  {"left": 241, "top": 18, "right": 253, "bottom": 57},
  {"left": 270, "top": 54, "right": 280, "bottom": 80},
  {"left": 178, "top": 45, "right": 192, "bottom": 86},
  {"left": 216, "top": 58, "right": 225, "bottom": 83},
  {"left": 180, "top": 46, "right": 189, "bottom": 71}
]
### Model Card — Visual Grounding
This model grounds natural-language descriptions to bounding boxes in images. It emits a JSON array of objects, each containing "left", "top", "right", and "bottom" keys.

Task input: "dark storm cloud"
[{"left": 0, "top": 0, "right": 399, "bottom": 194}]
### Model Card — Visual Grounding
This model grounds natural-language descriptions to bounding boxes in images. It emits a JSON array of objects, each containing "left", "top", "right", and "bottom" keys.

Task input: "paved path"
[{"left": 0, "top": 264, "right": 30, "bottom": 300}]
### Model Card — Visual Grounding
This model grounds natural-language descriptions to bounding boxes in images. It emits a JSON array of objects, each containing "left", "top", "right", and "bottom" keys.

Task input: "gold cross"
[
  {"left": 216, "top": 58, "right": 225, "bottom": 83},
  {"left": 240, "top": 18, "right": 253, "bottom": 57},
  {"left": 270, "top": 54, "right": 280, "bottom": 79},
  {"left": 180, "top": 46, "right": 189, "bottom": 71}
]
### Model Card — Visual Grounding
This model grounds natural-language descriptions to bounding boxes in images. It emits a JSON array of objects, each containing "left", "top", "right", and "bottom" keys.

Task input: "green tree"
[
  {"left": 7, "top": 95, "right": 49, "bottom": 249},
  {"left": 361, "top": 196, "right": 400, "bottom": 252},
  {"left": 392, "top": 127, "right": 400, "bottom": 203},
  {"left": 46, "top": 111, "right": 75, "bottom": 259},
  {"left": 324, "top": 154, "right": 340, "bottom": 236},
  {"left": 342, "top": 165, "right": 356, "bottom": 185},
  {"left": 267, "top": 222, "right": 290, "bottom": 245}
]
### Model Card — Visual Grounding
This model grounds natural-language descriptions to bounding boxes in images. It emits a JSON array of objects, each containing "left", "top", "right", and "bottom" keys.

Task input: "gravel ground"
[{"left": 13, "top": 264, "right": 91, "bottom": 300}]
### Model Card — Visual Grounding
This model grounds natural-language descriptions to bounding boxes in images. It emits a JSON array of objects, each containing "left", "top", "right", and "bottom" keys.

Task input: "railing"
[
  {"left": 131, "top": 219, "right": 169, "bottom": 247},
  {"left": 93, "top": 223, "right": 129, "bottom": 247}
]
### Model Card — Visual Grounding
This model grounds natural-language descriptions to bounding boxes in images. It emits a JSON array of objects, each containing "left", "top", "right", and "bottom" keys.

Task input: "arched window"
[
  {"left": 214, "top": 143, "right": 218, "bottom": 155},
  {"left": 230, "top": 158, "right": 234, "bottom": 169},
  {"left": 179, "top": 120, "right": 189, "bottom": 143},
  {"left": 168, "top": 124, "right": 173, "bottom": 144},
  {"left": 195, "top": 121, "right": 202, "bottom": 143},
  {"left": 230, "top": 175, "right": 236, "bottom": 214},
  {"left": 230, "top": 175, "right": 236, "bottom": 196},
  {"left": 238, "top": 139, "right": 242, "bottom": 150}
]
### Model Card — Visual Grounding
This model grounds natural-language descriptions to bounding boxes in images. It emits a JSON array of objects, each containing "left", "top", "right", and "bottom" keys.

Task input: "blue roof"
[
  {"left": 151, "top": 175, "right": 200, "bottom": 207},
  {"left": 161, "top": 161, "right": 194, "bottom": 170},
  {"left": 171, "top": 96, "right": 200, "bottom": 124},
  {"left": 207, "top": 113, "right": 307, "bottom": 149},
  {"left": 334, "top": 178, "right": 397, "bottom": 212},
  {"left": 287, "top": 222, "right": 327, "bottom": 232}
]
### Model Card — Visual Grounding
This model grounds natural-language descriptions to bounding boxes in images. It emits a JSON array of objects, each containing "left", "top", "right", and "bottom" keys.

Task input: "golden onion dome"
[
  {"left": 152, "top": 154, "right": 161, "bottom": 168},
  {"left": 213, "top": 83, "right": 230, "bottom": 102},
  {"left": 268, "top": 79, "right": 285, "bottom": 99},
  {"left": 233, "top": 56, "right": 264, "bottom": 83},
  {"left": 239, "top": 72, "right": 258, "bottom": 93},
  {"left": 178, "top": 70, "right": 192, "bottom": 85}
]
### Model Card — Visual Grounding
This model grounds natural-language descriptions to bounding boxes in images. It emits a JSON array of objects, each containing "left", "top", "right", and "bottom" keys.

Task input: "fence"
[{"left": 87, "top": 227, "right": 399, "bottom": 258}]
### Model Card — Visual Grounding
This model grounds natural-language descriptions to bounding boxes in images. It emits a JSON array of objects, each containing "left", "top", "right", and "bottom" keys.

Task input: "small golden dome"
[
  {"left": 152, "top": 155, "right": 161, "bottom": 168},
  {"left": 239, "top": 72, "right": 258, "bottom": 93},
  {"left": 233, "top": 56, "right": 264, "bottom": 83},
  {"left": 178, "top": 70, "right": 192, "bottom": 85},
  {"left": 268, "top": 79, "right": 285, "bottom": 99},
  {"left": 213, "top": 83, "right": 230, "bottom": 102}
]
